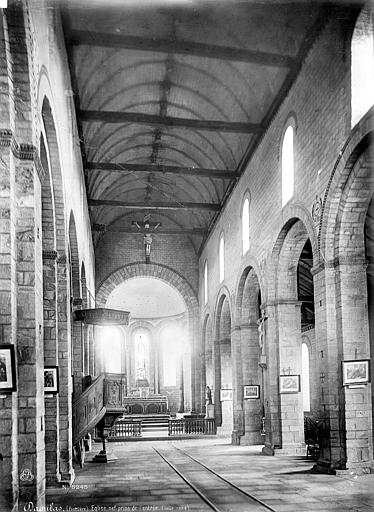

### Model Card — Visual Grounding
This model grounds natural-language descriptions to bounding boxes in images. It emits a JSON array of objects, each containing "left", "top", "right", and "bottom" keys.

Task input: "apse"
[{"left": 106, "top": 277, "right": 186, "bottom": 318}]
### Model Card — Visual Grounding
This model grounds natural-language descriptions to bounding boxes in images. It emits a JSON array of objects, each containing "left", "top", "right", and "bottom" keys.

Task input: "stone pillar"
[
  {"left": 57, "top": 255, "right": 74, "bottom": 484},
  {"left": 190, "top": 318, "right": 202, "bottom": 413},
  {"left": 42, "top": 249, "right": 60, "bottom": 485},
  {"left": 0, "top": 140, "right": 18, "bottom": 512},
  {"left": 239, "top": 324, "right": 263, "bottom": 445},
  {"left": 213, "top": 337, "right": 222, "bottom": 426},
  {"left": 231, "top": 326, "right": 243, "bottom": 444},
  {"left": 339, "top": 260, "right": 373, "bottom": 472},
  {"left": 262, "top": 303, "right": 281, "bottom": 455},
  {"left": 16, "top": 160, "right": 46, "bottom": 508},
  {"left": 276, "top": 300, "right": 305, "bottom": 455},
  {"left": 311, "top": 262, "right": 344, "bottom": 472}
]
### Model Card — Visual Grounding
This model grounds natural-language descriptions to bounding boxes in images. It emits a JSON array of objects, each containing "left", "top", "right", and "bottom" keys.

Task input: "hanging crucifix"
[{"left": 132, "top": 213, "right": 161, "bottom": 264}]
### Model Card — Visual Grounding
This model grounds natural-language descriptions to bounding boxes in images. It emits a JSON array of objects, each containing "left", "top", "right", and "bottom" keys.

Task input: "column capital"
[
  {"left": 266, "top": 299, "right": 302, "bottom": 307},
  {"left": 312, "top": 256, "right": 368, "bottom": 275},
  {"left": 231, "top": 322, "right": 257, "bottom": 332}
]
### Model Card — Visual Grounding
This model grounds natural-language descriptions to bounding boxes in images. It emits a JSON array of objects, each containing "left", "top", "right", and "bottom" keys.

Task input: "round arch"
[
  {"left": 96, "top": 262, "right": 200, "bottom": 412},
  {"left": 319, "top": 108, "right": 374, "bottom": 262}
]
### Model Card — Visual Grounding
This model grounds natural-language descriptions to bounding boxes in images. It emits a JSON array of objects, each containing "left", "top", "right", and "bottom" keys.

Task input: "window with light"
[
  {"left": 281, "top": 125, "right": 294, "bottom": 207},
  {"left": 219, "top": 234, "right": 225, "bottom": 282},
  {"left": 99, "top": 326, "right": 122, "bottom": 373},
  {"left": 242, "top": 197, "right": 250, "bottom": 254},
  {"left": 351, "top": 8, "right": 374, "bottom": 127}
]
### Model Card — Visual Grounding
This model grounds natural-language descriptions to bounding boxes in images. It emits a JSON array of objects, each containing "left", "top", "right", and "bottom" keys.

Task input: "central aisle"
[{"left": 46, "top": 439, "right": 374, "bottom": 512}]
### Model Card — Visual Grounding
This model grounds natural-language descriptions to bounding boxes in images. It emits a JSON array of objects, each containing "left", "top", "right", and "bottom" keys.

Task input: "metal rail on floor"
[
  {"left": 153, "top": 445, "right": 277, "bottom": 512},
  {"left": 152, "top": 446, "right": 220, "bottom": 512},
  {"left": 172, "top": 445, "right": 277, "bottom": 512}
]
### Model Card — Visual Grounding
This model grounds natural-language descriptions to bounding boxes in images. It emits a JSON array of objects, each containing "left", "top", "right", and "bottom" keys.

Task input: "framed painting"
[
  {"left": 44, "top": 367, "right": 59, "bottom": 394},
  {"left": 220, "top": 389, "right": 233, "bottom": 401},
  {"left": 244, "top": 385, "right": 260, "bottom": 399},
  {"left": 342, "top": 360, "right": 370, "bottom": 386},
  {"left": 279, "top": 374, "right": 300, "bottom": 394},
  {"left": 0, "top": 344, "right": 16, "bottom": 392}
]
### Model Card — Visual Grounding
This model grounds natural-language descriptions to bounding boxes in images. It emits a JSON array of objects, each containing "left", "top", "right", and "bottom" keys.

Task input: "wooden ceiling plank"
[
  {"left": 86, "top": 161, "right": 238, "bottom": 180},
  {"left": 78, "top": 110, "right": 262, "bottom": 134},
  {"left": 103, "top": 227, "right": 207, "bottom": 235},
  {"left": 71, "top": 30, "right": 297, "bottom": 68},
  {"left": 89, "top": 199, "right": 220, "bottom": 211}
]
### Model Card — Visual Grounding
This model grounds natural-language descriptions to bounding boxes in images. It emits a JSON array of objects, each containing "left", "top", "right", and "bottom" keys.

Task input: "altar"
[{"left": 104, "top": 373, "right": 168, "bottom": 415}]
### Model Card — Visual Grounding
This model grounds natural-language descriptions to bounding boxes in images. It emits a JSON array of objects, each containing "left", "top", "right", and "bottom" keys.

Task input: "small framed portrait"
[
  {"left": 244, "top": 385, "right": 260, "bottom": 399},
  {"left": 279, "top": 374, "right": 300, "bottom": 394},
  {"left": 44, "top": 367, "right": 59, "bottom": 394},
  {"left": 0, "top": 344, "right": 16, "bottom": 392},
  {"left": 220, "top": 389, "right": 233, "bottom": 401},
  {"left": 342, "top": 360, "right": 370, "bottom": 386}
]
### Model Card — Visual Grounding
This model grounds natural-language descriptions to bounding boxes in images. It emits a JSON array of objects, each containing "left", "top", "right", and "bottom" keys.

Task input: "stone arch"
[
  {"left": 234, "top": 265, "right": 264, "bottom": 445},
  {"left": 96, "top": 263, "right": 199, "bottom": 412},
  {"left": 40, "top": 93, "right": 67, "bottom": 254},
  {"left": 39, "top": 87, "right": 73, "bottom": 483},
  {"left": 96, "top": 263, "right": 198, "bottom": 312},
  {"left": 319, "top": 108, "right": 373, "bottom": 262},
  {"left": 321, "top": 134, "right": 374, "bottom": 467},
  {"left": 213, "top": 289, "right": 233, "bottom": 431},
  {"left": 266, "top": 217, "right": 317, "bottom": 454},
  {"left": 235, "top": 266, "right": 262, "bottom": 324}
]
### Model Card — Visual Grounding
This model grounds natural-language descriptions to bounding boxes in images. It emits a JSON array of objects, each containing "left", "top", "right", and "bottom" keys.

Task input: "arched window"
[
  {"left": 351, "top": 8, "right": 374, "bottom": 127},
  {"left": 161, "top": 324, "right": 183, "bottom": 387},
  {"left": 302, "top": 342, "right": 311, "bottom": 412},
  {"left": 100, "top": 327, "right": 122, "bottom": 373},
  {"left": 242, "top": 197, "right": 250, "bottom": 254},
  {"left": 219, "top": 234, "right": 225, "bottom": 283},
  {"left": 204, "top": 260, "right": 208, "bottom": 305},
  {"left": 281, "top": 125, "right": 294, "bottom": 206}
]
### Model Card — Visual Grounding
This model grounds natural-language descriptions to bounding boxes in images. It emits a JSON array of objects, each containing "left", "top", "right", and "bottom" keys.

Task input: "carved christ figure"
[
  {"left": 143, "top": 233, "right": 152, "bottom": 259},
  {"left": 257, "top": 308, "right": 268, "bottom": 354}
]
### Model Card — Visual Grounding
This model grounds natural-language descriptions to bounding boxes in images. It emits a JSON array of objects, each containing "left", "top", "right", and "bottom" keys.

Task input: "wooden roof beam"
[
  {"left": 89, "top": 199, "right": 220, "bottom": 211},
  {"left": 78, "top": 110, "right": 262, "bottom": 134},
  {"left": 94, "top": 226, "right": 207, "bottom": 235},
  {"left": 86, "top": 161, "right": 238, "bottom": 180},
  {"left": 71, "top": 30, "right": 297, "bottom": 68}
]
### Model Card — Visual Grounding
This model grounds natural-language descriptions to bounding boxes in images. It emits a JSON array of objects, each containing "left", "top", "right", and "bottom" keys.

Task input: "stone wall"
[
  {"left": 199, "top": 9, "right": 374, "bottom": 471},
  {"left": 0, "top": 1, "right": 95, "bottom": 510}
]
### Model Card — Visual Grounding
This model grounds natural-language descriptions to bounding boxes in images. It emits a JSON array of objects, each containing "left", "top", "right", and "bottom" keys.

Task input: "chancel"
[{"left": 0, "top": 1, "right": 374, "bottom": 511}]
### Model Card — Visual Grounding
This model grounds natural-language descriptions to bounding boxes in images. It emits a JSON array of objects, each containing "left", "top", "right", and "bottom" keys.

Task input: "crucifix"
[
  {"left": 132, "top": 213, "right": 161, "bottom": 264},
  {"left": 257, "top": 308, "right": 268, "bottom": 355}
]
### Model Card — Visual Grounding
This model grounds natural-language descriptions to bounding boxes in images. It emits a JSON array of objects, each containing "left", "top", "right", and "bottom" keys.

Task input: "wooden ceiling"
[{"left": 61, "top": 0, "right": 349, "bottom": 252}]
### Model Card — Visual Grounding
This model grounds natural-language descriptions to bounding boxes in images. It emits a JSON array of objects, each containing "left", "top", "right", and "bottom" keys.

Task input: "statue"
[
  {"left": 205, "top": 385, "right": 212, "bottom": 405},
  {"left": 132, "top": 213, "right": 161, "bottom": 264},
  {"left": 257, "top": 308, "right": 268, "bottom": 355},
  {"left": 143, "top": 233, "right": 152, "bottom": 260}
]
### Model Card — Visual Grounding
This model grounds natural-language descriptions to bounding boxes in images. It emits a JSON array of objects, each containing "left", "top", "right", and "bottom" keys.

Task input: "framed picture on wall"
[
  {"left": 243, "top": 385, "right": 260, "bottom": 399},
  {"left": 44, "top": 367, "right": 59, "bottom": 394},
  {"left": 342, "top": 360, "right": 370, "bottom": 386},
  {"left": 220, "top": 389, "right": 233, "bottom": 401},
  {"left": 0, "top": 344, "right": 16, "bottom": 392},
  {"left": 279, "top": 374, "right": 300, "bottom": 394}
]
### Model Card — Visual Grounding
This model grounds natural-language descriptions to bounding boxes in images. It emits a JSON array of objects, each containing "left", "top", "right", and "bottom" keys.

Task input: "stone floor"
[{"left": 46, "top": 438, "right": 374, "bottom": 512}]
